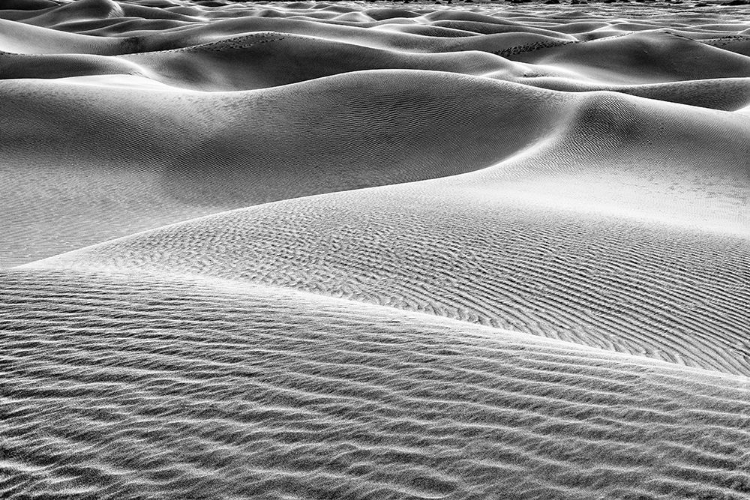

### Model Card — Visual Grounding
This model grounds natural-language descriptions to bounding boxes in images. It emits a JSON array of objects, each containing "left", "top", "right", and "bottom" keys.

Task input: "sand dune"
[
  {"left": 523, "top": 77, "right": 750, "bottom": 111},
  {"left": 117, "top": 34, "right": 518, "bottom": 90},
  {"left": 2, "top": 268, "right": 749, "bottom": 499},
  {"left": 1, "top": 70, "right": 568, "bottom": 265},
  {"left": 28, "top": 160, "right": 749, "bottom": 374},
  {"left": 3, "top": 0, "right": 750, "bottom": 498},
  {"left": 509, "top": 30, "right": 750, "bottom": 84},
  {"left": 3, "top": 67, "right": 747, "bottom": 266},
  {"left": 0, "top": 17, "right": 124, "bottom": 54},
  {"left": 13, "top": 72, "right": 749, "bottom": 373}
]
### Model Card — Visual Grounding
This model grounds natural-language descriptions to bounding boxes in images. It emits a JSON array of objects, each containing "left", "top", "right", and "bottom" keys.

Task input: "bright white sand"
[{"left": 2, "top": 0, "right": 749, "bottom": 498}]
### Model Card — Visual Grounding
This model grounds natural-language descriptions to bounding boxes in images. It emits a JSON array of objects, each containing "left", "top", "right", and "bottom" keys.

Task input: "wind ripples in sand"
[
  {"left": 2, "top": 269, "right": 750, "bottom": 500},
  {"left": 32, "top": 187, "right": 750, "bottom": 376},
  {"left": 2, "top": 0, "right": 750, "bottom": 498}
]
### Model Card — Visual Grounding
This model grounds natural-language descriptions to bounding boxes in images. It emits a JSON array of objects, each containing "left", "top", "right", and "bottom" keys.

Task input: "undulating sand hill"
[{"left": 2, "top": 0, "right": 749, "bottom": 498}]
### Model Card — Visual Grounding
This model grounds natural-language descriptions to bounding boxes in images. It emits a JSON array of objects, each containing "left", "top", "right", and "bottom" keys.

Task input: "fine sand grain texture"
[{"left": 2, "top": 0, "right": 750, "bottom": 499}]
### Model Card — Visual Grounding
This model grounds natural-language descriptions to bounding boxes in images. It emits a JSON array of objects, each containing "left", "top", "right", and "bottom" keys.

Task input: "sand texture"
[{"left": 2, "top": 0, "right": 750, "bottom": 499}]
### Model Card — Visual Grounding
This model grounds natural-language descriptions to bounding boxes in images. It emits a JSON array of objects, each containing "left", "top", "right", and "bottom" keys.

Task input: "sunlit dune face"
[{"left": 2, "top": 1, "right": 749, "bottom": 499}]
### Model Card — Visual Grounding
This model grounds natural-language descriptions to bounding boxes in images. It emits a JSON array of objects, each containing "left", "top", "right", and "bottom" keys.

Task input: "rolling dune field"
[{"left": 1, "top": 0, "right": 749, "bottom": 498}]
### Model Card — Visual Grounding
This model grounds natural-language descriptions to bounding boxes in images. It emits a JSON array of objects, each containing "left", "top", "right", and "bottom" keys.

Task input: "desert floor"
[{"left": 1, "top": 0, "right": 749, "bottom": 498}]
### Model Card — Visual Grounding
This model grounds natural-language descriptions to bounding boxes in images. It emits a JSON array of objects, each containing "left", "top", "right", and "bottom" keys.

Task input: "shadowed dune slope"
[
  {"left": 121, "top": 15, "right": 577, "bottom": 54},
  {"left": 0, "top": 52, "right": 145, "bottom": 81},
  {"left": 2, "top": 38, "right": 749, "bottom": 111},
  {"left": 2, "top": 268, "right": 749, "bottom": 500},
  {"left": 0, "top": 17, "right": 124, "bottom": 54},
  {"left": 0, "top": 0, "right": 57, "bottom": 13},
  {"left": 25, "top": 0, "right": 127, "bottom": 25},
  {"left": 19, "top": 0, "right": 200, "bottom": 27},
  {"left": 0, "top": 33, "right": 526, "bottom": 90},
  {"left": 0, "top": 70, "right": 567, "bottom": 267},
  {"left": 704, "top": 35, "right": 750, "bottom": 57},
  {"left": 522, "top": 77, "right": 750, "bottom": 111},
  {"left": 510, "top": 30, "right": 750, "bottom": 84},
  {"left": 25, "top": 82, "right": 749, "bottom": 375},
  {"left": 118, "top": 33, "right": 519, "bottom": 90},
  {"left": 2, "top": 40, "right": 749, "bottom": 115},
  {"left": 3, "top": 60, "right": 748, "bottom": 266}
]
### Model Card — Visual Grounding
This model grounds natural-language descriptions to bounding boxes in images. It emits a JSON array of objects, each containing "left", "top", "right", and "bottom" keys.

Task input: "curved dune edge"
[
  {"left": 2, "top": 1, "right": 750, "bottom": 269},
  {"left": 509, "top": 30, "right": 750, "bottom": 84},
  {"left": 3, "top": 67, "right": 748, "bottom": 268},
  {"left": 2, "top": 35, "right": 749, "bottom": 111},
  {"left": 0, "top": 70, "right": 568, "bottom": 267},
  {"left": 16, "top": 69, "right": 749, "bottom": 376},
  {"left": 24, "top": 180, "right": 750, "bottom": 377},
  {"left": 2, "top": 267, "right": 749, "bottom": 500}
]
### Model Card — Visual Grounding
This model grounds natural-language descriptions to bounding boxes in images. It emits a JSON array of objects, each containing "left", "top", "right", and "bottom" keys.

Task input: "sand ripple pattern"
[
  {"left": 35, "top": 187, "right": 750, "bottom": 376},
  {"left": 2, "top": 269, "right": 750, "bottom": 500},
  {"left": 3, "top": 1, "right": 750, "bottom": 498}
]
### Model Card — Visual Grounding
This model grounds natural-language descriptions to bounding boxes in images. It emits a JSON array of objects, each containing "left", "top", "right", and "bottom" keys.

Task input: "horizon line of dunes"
[
  {"left": 6, "top": 0, "right": 750, "bottom": 7},
  {"left": 1, "top": 0, "right": 749, "bottom": 498}
]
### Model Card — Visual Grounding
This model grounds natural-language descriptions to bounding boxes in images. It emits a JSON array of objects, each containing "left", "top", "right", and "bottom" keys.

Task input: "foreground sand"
[{"left": 1, "top": 0, "right": 749, "bottom": 498}]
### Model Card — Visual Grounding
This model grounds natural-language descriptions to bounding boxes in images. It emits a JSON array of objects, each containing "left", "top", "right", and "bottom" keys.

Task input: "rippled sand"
[{"left": 2, "top": 0, "right": 749, "bottom": 498}]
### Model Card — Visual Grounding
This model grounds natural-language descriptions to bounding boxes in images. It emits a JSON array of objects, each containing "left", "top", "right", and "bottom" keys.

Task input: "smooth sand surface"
[{"left": 2, "top": 0, "right": 750, "bottom": 498}]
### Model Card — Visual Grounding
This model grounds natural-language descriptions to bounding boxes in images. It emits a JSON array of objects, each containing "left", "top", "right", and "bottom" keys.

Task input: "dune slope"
[
  {"left": 25, "top": 78, "right": 750, "bottom": 375},
  {"left": 0, "top": 70, "right": 566, "bottom": 267},
  {"left": 3, "top": 1, "right": 750, "bottom": 498},
  {"left": 2, "top": 268, "right": 749, "bottom": 500}
]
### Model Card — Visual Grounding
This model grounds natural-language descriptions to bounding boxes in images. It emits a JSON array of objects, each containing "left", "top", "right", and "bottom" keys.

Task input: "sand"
[{"left": 2, "top": 0, "right": 749, "bottom": 498}]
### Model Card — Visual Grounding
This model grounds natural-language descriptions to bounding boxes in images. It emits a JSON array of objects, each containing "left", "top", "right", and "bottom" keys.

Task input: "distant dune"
[{"left": 2, "top": 0, "right": 749, "bottom": 499}]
